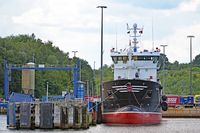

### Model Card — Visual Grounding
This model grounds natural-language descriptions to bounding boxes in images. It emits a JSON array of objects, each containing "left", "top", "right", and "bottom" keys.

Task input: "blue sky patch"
[{"left": 114, "top": 0, "right": 183, "bottom": 9}]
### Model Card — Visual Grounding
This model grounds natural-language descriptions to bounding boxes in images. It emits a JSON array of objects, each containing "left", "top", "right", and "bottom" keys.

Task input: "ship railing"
[{"left": 9, "top": 64, "right": 73, "bottom": 68}]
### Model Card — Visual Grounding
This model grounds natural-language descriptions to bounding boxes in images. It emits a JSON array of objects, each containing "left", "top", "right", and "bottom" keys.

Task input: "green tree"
[{"left": 0, "top": 34, "right": 94, "bottom": 98}]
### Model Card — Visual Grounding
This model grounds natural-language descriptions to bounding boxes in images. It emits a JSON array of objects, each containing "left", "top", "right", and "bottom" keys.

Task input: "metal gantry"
[{"left": 3, "top": 60, "right": 79, "bottom": 101}]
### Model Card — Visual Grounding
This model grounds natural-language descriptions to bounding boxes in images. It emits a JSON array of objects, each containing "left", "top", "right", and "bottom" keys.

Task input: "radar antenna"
[{"left": 127, "top": 23, "right": 143, "bottom": 52}]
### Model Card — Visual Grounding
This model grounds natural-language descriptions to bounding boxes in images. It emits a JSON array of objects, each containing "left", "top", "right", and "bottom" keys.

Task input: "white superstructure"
[{"left": 111, "top": 23, "right": 160, "bottom": 82}]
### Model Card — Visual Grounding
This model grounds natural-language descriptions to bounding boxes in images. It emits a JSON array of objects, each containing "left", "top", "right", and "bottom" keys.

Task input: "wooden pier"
[
  {"left": 7, "top": 100, "right": 98, "bottom": 130},
  {"left": 162, "top": 107, "right": 200, "bottom": 118}
]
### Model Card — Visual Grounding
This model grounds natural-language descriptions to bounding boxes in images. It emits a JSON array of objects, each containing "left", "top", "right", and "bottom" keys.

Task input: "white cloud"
[
  {"left": 159, "top": 24, "right": 200, "bottom": 63},
  {"left": 178, "top": 0, "right": 200, "bottom": 12},
  {"left": 10, "top": 0, "right": 103, "bottom": 66},
  {"left": 1, "top": 0, "right": 200, "bottom": 68},
  {"left": 12, "top": 0, "right": 99, "bottom": 29},
  {"left": 13, "top": 8, "right": 45, "bottom": 25}
]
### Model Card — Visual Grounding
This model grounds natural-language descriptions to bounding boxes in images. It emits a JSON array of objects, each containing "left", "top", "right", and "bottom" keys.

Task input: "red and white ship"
[{"left": 102, "top": 23, "right": 167, "bottom": 125}]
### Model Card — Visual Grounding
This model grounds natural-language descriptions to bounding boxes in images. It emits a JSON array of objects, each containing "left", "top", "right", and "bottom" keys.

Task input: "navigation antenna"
[
  {"left": 127, "top": 23, "right": 143, "bottom": 52},
  {"left": 152, "top": 17, "right": 154, "bottom": 51},
  {"left": 115, "top": 25, "right": 118, "bottom": 51}
]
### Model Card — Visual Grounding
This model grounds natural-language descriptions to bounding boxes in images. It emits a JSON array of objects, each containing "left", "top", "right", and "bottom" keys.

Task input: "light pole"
[
  {"left": 160, "top": 45, "right": 167, "bottom": 56},
  {"left": 97, "top": 6, "right": 107, "bottom": 101},
  {"left": 93, "top": 61, "right": 96, "bottom": 96},
  {"left": 72, "top": 51, "right": 78, "bottom": 57},
  {"left": 46, "top": 82, "right": 49, "bottom": 102},
  {"left": 86, "top": 80, "right": 89, "bottom": 111},
  {"left": 187, "top": 35, "right": 195, "bottom": 95},
  {"left": 72, "top": 50, "right": 81, "bottom": 81},
  {"left": 160, "top": 45, "right": 168, "bottom": 94}
]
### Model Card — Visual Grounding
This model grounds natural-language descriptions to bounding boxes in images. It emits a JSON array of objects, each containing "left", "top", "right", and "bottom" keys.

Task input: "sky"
[{"left": 0, "top": 0, "right": 200, "bottom": 68}]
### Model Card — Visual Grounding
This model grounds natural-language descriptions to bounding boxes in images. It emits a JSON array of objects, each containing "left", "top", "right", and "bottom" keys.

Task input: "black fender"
[{"left": 161, "top": 102, "right": 168, "bottom": 111}]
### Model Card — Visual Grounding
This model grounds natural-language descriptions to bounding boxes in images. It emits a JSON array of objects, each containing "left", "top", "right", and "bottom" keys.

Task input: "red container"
[{"left": 166, "top": 95, "right": 180, "bottom": 107}]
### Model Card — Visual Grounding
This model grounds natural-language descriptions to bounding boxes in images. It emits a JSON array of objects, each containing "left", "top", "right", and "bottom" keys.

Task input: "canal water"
[{"left": 0, "top": 115, "right": 200, "bottom": 133}]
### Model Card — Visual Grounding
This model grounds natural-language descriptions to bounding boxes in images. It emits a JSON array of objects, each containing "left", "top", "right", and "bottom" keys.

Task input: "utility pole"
[
  {"left": 97, "top": 5, "right": 107, "bottom": 102},
  {"left": 160, "top": 45, "right": 167, "bottom": 94},
  {"left": 187, "top": 35, "right": 195, "bottom": 95}
]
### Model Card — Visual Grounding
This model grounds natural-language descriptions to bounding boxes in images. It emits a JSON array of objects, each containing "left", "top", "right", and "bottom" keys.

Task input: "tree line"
[
  {"left": 0, "top": 34, "right": 200, "bottom": 98},
  {"left": 0, "top": 34, "right": 94, "bottom": 98}
]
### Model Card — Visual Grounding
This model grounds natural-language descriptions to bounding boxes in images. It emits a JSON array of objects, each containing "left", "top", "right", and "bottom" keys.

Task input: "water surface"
[{"left": 1, "top": 115, "right": 200, "bottom": 133}]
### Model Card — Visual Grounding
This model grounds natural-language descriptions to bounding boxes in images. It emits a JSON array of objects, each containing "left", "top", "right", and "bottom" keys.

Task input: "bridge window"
[
  {"left": 145, "top": 56, "right": 151, "bottom": 60},
  {"left": 137, "top": 56, "right": 145, "bottom": 60},
  {"left": 112, "top": 56, "right": 118, "bottom": 64},
  {"left": 122, "top": 56, "right": 128, "bottom": 63},
  {"left": 112, "top": 56, "right": 159, "bottom": 63},
  {"left": 131, "top": 56, "right": 159, "bottom": 61},
  {"left": 112, "top": 56, "right": 127, "bottom": 64},
  {"left": 132, "top": 56, "right": 138, "bottom": 61},
  {"left": 152, "top": 56, "right": 159, "bottom": 63},
  {"left": 118, "top": 56, "right": 123, "bottom": 61}
]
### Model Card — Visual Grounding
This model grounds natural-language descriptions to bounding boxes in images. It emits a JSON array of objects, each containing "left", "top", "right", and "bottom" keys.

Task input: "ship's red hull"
[{"left": 102, "top": 112, "right": 162, "bottom": 125}]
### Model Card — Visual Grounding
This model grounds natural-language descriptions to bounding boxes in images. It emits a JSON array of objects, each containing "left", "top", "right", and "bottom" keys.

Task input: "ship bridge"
[{"left": 111, "top": 49, "right": 160, "bottom": 82}]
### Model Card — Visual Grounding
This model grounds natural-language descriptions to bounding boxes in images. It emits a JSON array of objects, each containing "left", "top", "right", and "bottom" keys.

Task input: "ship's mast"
[
  {"left": 133, "top": 23, "right": 138, "bottom": 52},
  {"left": 127, "top": 23, "right": 143, "bottom": 52}
]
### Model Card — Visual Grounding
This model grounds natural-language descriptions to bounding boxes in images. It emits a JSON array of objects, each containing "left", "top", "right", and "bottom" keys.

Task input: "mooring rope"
[
  {"left": 88, "top": 89, "right": 119, "bottom": 111},
  {"left": 132, "top": 91, "right": 142, "bottom": 107}
]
